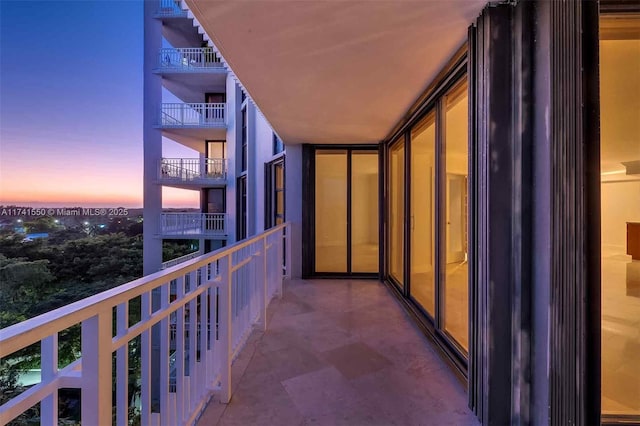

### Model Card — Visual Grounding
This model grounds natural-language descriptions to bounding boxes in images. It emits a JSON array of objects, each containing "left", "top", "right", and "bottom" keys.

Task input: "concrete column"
[
  {"left": 284, "top": 144, "right": 303, "bottom": 278},
  {"left": 143, "top": 1, "right": 163, "bottom": 275},
  {"left": 225, "top": 76, "right": 240, "bottom": 244}
]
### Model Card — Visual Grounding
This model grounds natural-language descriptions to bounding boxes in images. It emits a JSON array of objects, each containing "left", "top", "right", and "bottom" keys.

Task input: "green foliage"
[
  {"left": 0, "top": 256, "right": 54, "bottom": 302},
  {"left": 23, "top": 217, "right": 61, "bottom": 233},
  {"left": 46, "top": 233, "right": 143, "bottom": 284},
  {"left": 163, "top": 240, "right": 199, "bottom": 262},
  {"left": 0, "top": 224, "right": 147, "bottom": 423}
]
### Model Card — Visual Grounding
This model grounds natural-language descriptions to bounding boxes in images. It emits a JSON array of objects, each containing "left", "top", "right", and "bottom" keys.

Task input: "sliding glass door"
[
  {"left": 410, "top": 112, "right": 436, "bottom": 315},
  {"left": 389, "top": 139, "right": 405, "bottom": 285},
  {"left": 388, "top": 77, "right": 469, "bottom": 355},
  {"left": 314, "top": 148, "right": 379, "bottom": 275},
  {"left": 443, "top": 80, "right": 469, "bottom": 351},
  {"left": 315, "top": 150, "right": 348, "bottom": 272}
]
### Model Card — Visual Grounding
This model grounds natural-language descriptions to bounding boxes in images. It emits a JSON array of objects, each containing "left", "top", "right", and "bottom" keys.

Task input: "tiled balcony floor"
[{"left": 198, "top": 279, "right": 478, "bottom": 426}]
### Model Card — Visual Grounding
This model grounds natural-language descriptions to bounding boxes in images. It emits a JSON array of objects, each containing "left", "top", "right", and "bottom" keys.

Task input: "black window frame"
[
  {"left": 241, "top": 106, "right": 248, "bottom": 172},
  {"left": 265, "top": 157, "right": 285, "bottom": 229}
]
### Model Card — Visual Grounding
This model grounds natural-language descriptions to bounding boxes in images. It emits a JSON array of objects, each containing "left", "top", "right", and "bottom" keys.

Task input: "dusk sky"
[{"left": 0, "top": 0, "right": 198, "bottom": 208}]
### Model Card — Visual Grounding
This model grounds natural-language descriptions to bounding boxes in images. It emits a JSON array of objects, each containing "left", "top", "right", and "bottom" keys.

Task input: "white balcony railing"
[
  {"left": 159, "top": 158, "right": 227, "bottom": 182},
  {"left": 0, "top": 223, "right": 291, "bottom": 426},
  {"left": 161, "top": 251, "right": 202, "bottom": 269},
  {"left": 160, "top": 103, "right": 226, "bottom": 127},
  {"left": 156, "top": 0, "right": 187, "bottom": 16},
  {"left": 158, "top": 48, "right": 223, "bottom": 70},
  {"left": 161, "top": 213, "right": 226, "bottom": 236}
]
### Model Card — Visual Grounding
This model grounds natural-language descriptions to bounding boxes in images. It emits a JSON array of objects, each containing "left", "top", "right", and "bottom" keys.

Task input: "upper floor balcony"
[
  {"left": 161, "top": 250, "right": 202, "bottom": 269},
  {"left": 160, "top": 213, "right": 226, "bottom": 238},
  {"left": 156, "top": 48, "right": 224, "bottom": 72},
  {"left": 155, "top": 0, "right": 187, "bottom": 18},
  {"left": 159, "top": 158, "right": 227, "bottom": 188},
  {"left": 159, "top": 103, "right": 226, "bottom": 128}
]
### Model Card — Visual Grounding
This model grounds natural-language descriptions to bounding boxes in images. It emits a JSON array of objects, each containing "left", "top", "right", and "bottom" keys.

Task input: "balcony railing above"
[
  {"left": 0, "top": 223, "right": 290, "bottom": 426},
  {"left": 160, "top": 103, "right": 226, "bottom": 127},
  {"left": 159, "top": 158, "right": 227, "bottom": 182},
  {"left": 161, "top": 251, "right": 202, "bottom": 269},
  {"left": 156, "top": 0, "right": 187, "bottom": 17},
  {"left": 158, "top": 48, "right": 223, "bottom": 71},
  {"left": 161, "top": 213, "right": 226, "bottom": 237}
]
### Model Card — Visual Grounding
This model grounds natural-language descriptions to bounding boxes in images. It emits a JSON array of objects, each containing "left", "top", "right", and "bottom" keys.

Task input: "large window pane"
[
  {"left": 600, "top": 20, "right": 640, "bottom": 416},
  {"left": 315, "top": 150, "right": 347, "bottom": 272},
  {"left": 351, "top": 151, "right": 379, "bottom": 273},
  {"left": 389, "top": 140, "right": 405, "bottom": 284},
  {"left": 410, "top": 112, "right": 436, "bottom": 314},
  {"left": 443, "top": 79, "right": 469, "bottom": 351}
]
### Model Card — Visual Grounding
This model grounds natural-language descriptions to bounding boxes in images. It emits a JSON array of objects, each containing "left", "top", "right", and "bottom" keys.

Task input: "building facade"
[
  {"left": 143, "top": 0, "right": 286, "bottom": 274},
  {"left": 142, "top": 0, "right": 639, "bottom": 424}
]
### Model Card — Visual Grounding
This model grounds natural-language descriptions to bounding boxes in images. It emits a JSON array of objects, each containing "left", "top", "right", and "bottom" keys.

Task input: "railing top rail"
[
  {"left": 160, "top": 157, "right": 226, "bottom": 162},
  {"left": 0, "top": 222, "right": 289, "bottom": 357},
  {"left": 161, "top": 102, "right": 225, "bottom": 107},
  {"left": 159, "top": 47, "right": 215, "bottom": 52},
  {"left": 160, "top": 212, "right": 225, "bottom": 216}
]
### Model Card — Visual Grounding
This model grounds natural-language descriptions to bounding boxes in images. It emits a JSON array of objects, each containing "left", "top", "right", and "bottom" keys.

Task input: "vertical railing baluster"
[
  {"left": 188, "top": 271, "right": 197, "bottom": 413},
  {"left": 159, "top": 282, "right": 170, "bottom": 424},
  {"left": 261, "top": 237, "right": 268, "bottom": 330},
  {"left": 175, "top": 275, "right": 185, "bottom": 423},
  {"left": 41, "top": 334, "right": 58, "bottom": 425},
  {"left": 218, "top": 254, "right": 232, "bottom": 403},
  {"left": 116, "top": 302, "right": 129, "bottom": 426},
  {"left": 81, "top": 309, "right": 112, "bottom": 426},
  {"left": 140, "top": 291, "right": 152, "bottom": 426}
]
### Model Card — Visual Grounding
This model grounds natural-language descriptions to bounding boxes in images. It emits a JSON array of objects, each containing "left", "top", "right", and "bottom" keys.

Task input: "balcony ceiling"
[{"left": 186, "top": 0, "right": 485, "bottom": 144}]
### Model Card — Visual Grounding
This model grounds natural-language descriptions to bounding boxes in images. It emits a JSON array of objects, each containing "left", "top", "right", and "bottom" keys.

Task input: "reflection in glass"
[
  {"left": 351, "top": 151, "right": 379, "bottom": 273},
  {"left": 599, "top": 23, "right": 640, "bottom": 416},
  {"left": 315, "top": 151, "right": 348, "bottom": 272},
  {"left": 389, "top": 140, "right": 405, "bottom": 285},
  {"left": 443, "top": 79, "right": 469, "bottom": 351},
  {"left": 410, "top": 112, "right": 436, "bottom": 315}
]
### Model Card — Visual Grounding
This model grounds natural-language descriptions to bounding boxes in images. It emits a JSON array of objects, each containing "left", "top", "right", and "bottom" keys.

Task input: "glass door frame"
[
  {"left": 599, "top": 4, "right": 640, "bottom": 424},
  {"left": 302, "top": 144, "right": 383, "bottom": 278},
  {"left": 382, "top": 63, "right": 470, "bottom": 377}
]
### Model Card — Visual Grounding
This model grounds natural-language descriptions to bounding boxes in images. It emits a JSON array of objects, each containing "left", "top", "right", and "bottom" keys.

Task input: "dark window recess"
[
  {"left": 241, "top": 107, "right": 248, "bottom": 172},
  {"left": 237, "top": 176, "right": 247, "bottom": 240}
]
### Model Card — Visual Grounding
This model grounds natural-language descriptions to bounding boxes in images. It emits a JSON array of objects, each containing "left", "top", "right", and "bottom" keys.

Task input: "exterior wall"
[
  {"left": 225, "top": 74, "right": 240, "bottom": 244},
  {"left": 285, "top": 144, "right": 303, "bottom": 278},
  {"left": 252, "top": 111, "right": 276, "bottom": 234},
  {"left": 143, "top": 8, "right": 283, "bottom": 273}
]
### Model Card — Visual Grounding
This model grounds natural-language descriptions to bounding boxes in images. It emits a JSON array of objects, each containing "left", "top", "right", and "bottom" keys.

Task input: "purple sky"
[{"left": 0, "top": 0, "right": 198, "bottom": 207}]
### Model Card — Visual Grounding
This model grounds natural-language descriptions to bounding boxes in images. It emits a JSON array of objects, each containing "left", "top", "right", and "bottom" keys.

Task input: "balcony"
[
  {"left": 159, "top": 103, "right": 227, "bottom": 144},
  {"left": 161, "top": 251, "right": 202, "bottom": 269},
  {"left": 157, "top": 48, "right": 224, "bottom": 72},
  {"left": 0, "top": 225, "right": 289, "bottom": 426},
  {"left": 155, "top": 0, "right": 187, "bottom": 18},
  {"left": 0, "top": 223, "right": 477, "bottom": 425},
  {"left": 160, "top": 213, "right": 226, "bottom": 238},
  {"left": 196, "top": 279, "right": 476, "bottom": 425},
  {"left": 159, "top": 158, "right": 226, "bottom": 188},
  {"left": 160, "top": 103, "right": 225, "bottom": 128}
]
